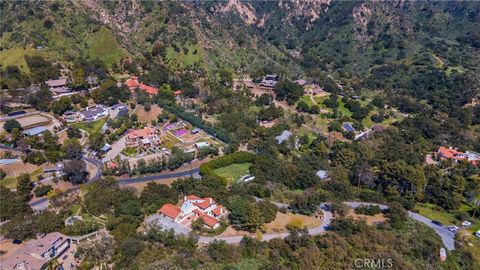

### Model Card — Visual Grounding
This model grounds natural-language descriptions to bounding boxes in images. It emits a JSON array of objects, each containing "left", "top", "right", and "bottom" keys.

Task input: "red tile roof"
[
  {"left": 160, "top": 204, "right": 181, "bottom": 219},
  {"left": 194, "top": 198, "right": 215, "bottom": 209},
  {"left": 125, "top": 77, "right": 140, "bottom": 88},
  {"left": 106, "top": 162, "right": 118, "bottom": 170},
  {"left": 186, "top": 195, "right": 202, "bottom": 201},
  {"left": 212, "top": 205, "right": 223, "bottom": 216},
  {"left": 174, "top": 90, "right": 182, "bottom": 95},
  {"left": 139, "top": 83, "right": 158, "bottom": 95},
  {"left": 127, "top": 127, "right": 155, "bottom": 140},
  {"left": 201, "top": 214, "right": 220, "bottom": 228},
  {"left": 438, "top": 147, "right": 463, "bottom": 159}
]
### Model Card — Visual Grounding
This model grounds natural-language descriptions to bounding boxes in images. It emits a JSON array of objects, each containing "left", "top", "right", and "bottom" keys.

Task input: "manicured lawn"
[
  {"left": 72, "top": 117, "right": 107, "bottom": 136},
  {"left": 414, "top": 203, "right": 457, "bottom": 225},
  {"left": 213, "top": 162, "right": 251, "bottom": 182}
]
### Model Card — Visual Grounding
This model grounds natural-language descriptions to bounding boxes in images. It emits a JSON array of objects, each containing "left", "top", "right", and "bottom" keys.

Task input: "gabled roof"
[
  {"left": 194, "top": 198, "right": 215, "bottom": 210},
  {"left": 160, "top": 204, "right": 181, "bottom": 219},
  {"left": 125, "top": 77, "right": 140, "bottom": 88},
  {"left": 438, "top": 147, "right": 462, "bottom": 159},
  {"left": 201, "top": 214, "right": 220, "bottom": 228},
  {"left": 127, "top": 127, "right": 155, "bottom": 140},
  {"left": 139, "top": 83, "right": 158, "bottom": 95},
  {"left": 212, "top": 205, "right": 223, "bottom": 216},
  {"left": 186, "top": 195, "right": 202, "bottom": 201}
]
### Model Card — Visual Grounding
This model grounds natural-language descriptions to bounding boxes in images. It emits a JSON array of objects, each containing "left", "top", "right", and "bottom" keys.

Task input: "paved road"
[
  {"left": 199, "top": 201, "right": 455, "bottom": 251},
  {"left": 29, "top": 167, "right": 201, "bottom": 207},
  {"left": 343, "top": 202, "right": 455, "bottom": 250}
]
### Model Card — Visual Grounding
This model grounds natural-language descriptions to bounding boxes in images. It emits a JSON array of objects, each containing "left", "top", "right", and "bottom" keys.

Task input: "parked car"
[
  {"left": 431, "top": 220, "right": 443, "bottom": 226},
  {"left": 461, "top": 221, "right": 472, "bottom": 228},
  {"left": 12, "top": 239, "right": 22, "bottom": 244},
  {"left": 448, "top": 225, "right": 459, "bottom": 232}
]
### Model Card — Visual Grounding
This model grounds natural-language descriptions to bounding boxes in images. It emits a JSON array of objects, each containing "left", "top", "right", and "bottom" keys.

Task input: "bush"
[
  {"left": 64, "top": 220, "right": 101, "bottom": 236},
  {"left": 4, "top": 119, "right": 22, "bottom": 133},
  {"left": 33, "top": 185, "right": 53, "bottom": 197},
  {"left": 286, "top": 217, "right": 304, "bottom": 230},
  {"left": 354, "top": 205, "right": 382, "bottom": 216}
]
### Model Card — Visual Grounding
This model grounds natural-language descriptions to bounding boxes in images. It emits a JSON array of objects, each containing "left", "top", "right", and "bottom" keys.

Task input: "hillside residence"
[
  {"left": 437, "top": 147, "right": 480, "bottom": 166},
  {"left": 62, "top": 110, "right": 80, "bottom": 123},
  {"left": 78, "top": 105, "right": 108, "bottom": 121},
  {"left": 45, "top": 77, "right": 71, "bottom": 94},
  {"left": 260, "top": 74, "right": 279, "bottom": 88},
  {"left": 342, "top": 123, "right": 356, "bottom": 132},
  {"left": 159, "top": 195, "right": 226, "bottom": 229},
  {"left": 126, "top": 126, "right": 159, "bottom": 147},
  {"left": 0, "top": 232, "right": 70, "bottom": 270},
  {"left": 275, "top": 130, "right": 292, "bottom": 144},
  {"left": 125, "top": 76, "right": 158, "bottom": 95}
]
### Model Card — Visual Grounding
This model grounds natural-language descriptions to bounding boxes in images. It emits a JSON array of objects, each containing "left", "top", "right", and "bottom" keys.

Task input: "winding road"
[{"left": 199, "top": 201, "right": 456, "bottom": 251}]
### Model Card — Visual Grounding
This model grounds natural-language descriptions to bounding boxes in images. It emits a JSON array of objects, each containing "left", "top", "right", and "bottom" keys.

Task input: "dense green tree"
[
  {"left": 4, "top": 119, "right": 21, "bottom": 133},
  {"left": 140, "top": 182, "right": 179, "bottom": 214},
  {"left": 16, "top": 173, "right": 33, "bottom": 201}
]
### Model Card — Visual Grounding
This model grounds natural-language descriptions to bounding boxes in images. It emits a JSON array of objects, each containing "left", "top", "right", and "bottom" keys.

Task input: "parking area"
[{"left": 145, "top": 214, "right": 191, "bottom": 236}]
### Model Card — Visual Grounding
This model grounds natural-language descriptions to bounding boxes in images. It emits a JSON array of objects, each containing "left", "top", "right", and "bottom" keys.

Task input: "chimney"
[{"left": 209, "top": 198, "right": 213, "bottom": 204}]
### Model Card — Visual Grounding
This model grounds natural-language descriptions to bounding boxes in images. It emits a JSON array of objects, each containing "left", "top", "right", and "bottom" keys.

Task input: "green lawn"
[
  {"left": 121, "top": 147, "right": 137, "bottom": 157},
  {"left": 414, "top": 203, "right": 457, "bottom": 225},
  {"left": 297, "top": 95, "right": 315, "bottom": 107},
  {"left": 72, "top": 117, "right": 107, "bottom": 137},
  {"left": 0, "top": 46, "right": 47, "bottom": 74},
  {"left": 0, "top": 167, "right": 43, "bottom": 189},
  {"left": 338, "top": 99, "right": 353, "bottom": 117},
  {"left": 213, "top": 162, "right": 252, "bottom": 182}
]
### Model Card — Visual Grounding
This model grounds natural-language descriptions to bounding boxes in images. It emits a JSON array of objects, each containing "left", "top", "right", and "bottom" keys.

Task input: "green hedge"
[
  {"left": 199, "top": 151, "right": 256, "bottom": 183},
  {"left": 155, "top": 99, "right": 231, "bottom": 143}
]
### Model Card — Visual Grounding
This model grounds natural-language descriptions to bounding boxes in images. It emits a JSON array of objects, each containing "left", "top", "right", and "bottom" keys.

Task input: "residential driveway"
[
  {"left": 102, "top": 135, "right": 126, "bottom": 162},
  {"left": 145, "top": 214, "right": 191, "bottom": 235}
]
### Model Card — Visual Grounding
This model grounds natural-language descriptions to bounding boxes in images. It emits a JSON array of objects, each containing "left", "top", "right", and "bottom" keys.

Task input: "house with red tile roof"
[
  {"left": 124, "top": 76, "right": 158, "bottom": 95},
  {"left": 126, "top": 126, "right": 160, "bottom": 147},
  {"left": 158, "top": 195, "right": 227, "bottom": 229},
  {"left": 437, "top": 147, "right": 480, "bottom": 166}
]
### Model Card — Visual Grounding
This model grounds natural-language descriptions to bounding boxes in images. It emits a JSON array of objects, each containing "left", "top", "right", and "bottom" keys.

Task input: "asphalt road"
[
  {"left": 29, "top": 167, "right": 201, "bottom": 208},
  {"left": 199, "top": 201, "right": 455, "bottom": 251}
]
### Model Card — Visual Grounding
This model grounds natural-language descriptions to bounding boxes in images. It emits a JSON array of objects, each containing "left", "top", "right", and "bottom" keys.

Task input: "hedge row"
[
  {"left": 156, "top": 99, "right": 231, "bottom": 143},
  {"left": 199, "top": 151, "right": 256, "bottom": 183}
]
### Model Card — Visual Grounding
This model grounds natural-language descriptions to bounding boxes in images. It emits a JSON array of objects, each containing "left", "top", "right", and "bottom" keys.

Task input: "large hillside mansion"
[{"left": 160, "top": 195, "right": 226, "bottom": 229}]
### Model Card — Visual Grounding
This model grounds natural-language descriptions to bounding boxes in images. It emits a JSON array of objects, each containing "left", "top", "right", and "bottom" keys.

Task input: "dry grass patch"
[
  {"left": 346, "top": 208, "right": 388, "bottom": 225},
  {"left": 265, "top": 212, "right": 322, "bottom": 233},
  {"left": 135, "top": 104, "right": 163, "bottom": 123}
]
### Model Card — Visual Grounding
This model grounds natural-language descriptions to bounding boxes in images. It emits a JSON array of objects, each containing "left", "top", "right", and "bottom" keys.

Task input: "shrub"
[
  {"left": 287, "top": 217, "right": 304, "bottom": 230},
  {"left": 33, "top": 185, "right": 53, "bottom": 197},
  {"left": 354, "top": 205, "right": 382, "bottom": 216}
]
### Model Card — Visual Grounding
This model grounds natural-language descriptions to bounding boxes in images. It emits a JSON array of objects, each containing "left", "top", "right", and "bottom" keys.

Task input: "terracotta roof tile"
[{"left": 160, "top": 204, "right": 181, "bottom": 219}]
